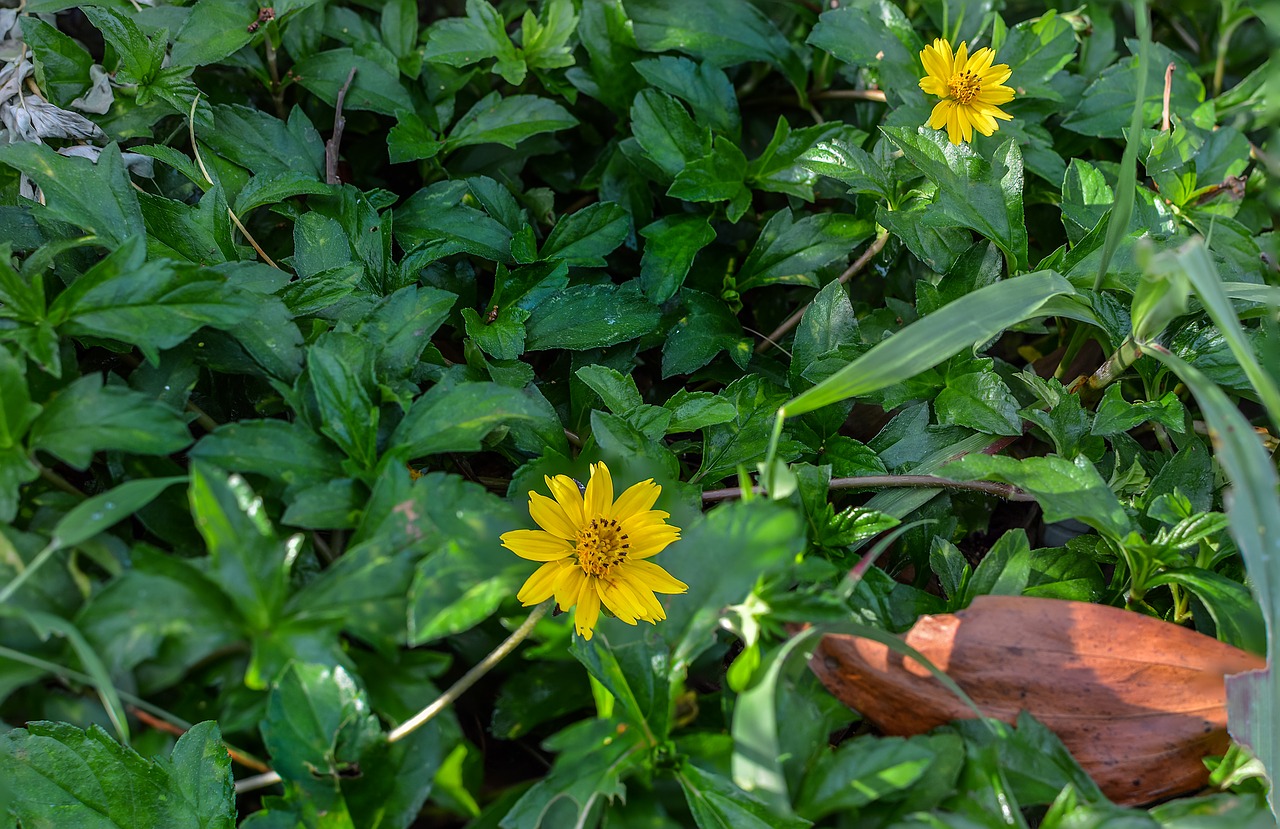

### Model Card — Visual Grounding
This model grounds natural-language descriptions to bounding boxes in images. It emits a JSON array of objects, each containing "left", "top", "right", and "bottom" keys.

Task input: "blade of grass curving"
[
  {"left": 1092, "top": 0, "right": 1150, "bottom": 292},
  {"left": 0, "top": 607, "right": 131, "bottom": 743},
  {"left": 730, "top": 622, "right": 988, "bottom": 817},
  {"left": 1145, "top": 344, "right": 1280, "bottom": 819},
  {"left": 1175, "top": 239, "right": 1280, "bottom": 432},
  {"left": 783, "top": 271, "right": 1076, "bottom": 417}
]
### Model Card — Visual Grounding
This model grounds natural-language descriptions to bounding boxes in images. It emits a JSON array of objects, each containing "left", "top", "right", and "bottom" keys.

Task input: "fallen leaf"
[{"left": 809, "top": 595, "right": 1264, "bottom": 805}]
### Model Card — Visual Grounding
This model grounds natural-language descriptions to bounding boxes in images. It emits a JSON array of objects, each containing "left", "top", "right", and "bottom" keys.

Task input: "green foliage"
[{"left": 0, "top": 0, "right": 1275, "bottom": 827}]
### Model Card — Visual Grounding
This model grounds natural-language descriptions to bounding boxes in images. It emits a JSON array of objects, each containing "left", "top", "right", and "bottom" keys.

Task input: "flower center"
[
  {"left": 576, "top": 516, "right": 630, "bottom": 578},
  {"left": 947, "top": 70, "right": 981, "bottom": 104}
]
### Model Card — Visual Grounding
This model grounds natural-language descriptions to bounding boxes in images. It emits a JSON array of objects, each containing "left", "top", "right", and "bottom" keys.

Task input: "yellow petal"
[
  {"left": 501, "top": 529, "right": 574, "bottom": 561},
  {"left": 554, "top": 565, "right": 585, "bottom": 611},
  {"left": 981, "top": 65, "right": 1013, "bottom": 87},
  {"left": 967, "top": 46, "right": 994, "bottom": 76},
  {"left": 947, "top": 104, "right": 963, "bottom": 144},
  {"left": 612, "top": 479, "right": 661, "bottom": 521},
  {"left": 529, "top": 491, "right": 579, "bottom": 539},
  {"left": 928, "top": 99, "right": 953, "bottom": 130},
  {"left": 953, "top": 41, "right": 969, "bottom": 70},
  {"left": 616, "top": 575, "right": 666, "bottom": 622},
  {"left": 620, "top": 509, "right": 673, "bottom": 534},
  {"left": 978, "top": 85, "right": 1015, "bottom": 106},
  {"left": 584, "top": 462, "right": 614, "bottom": 519},
  {"left": 545, "top": 474, "right": 584, "bottom": 527},
  {"left": 575, "top": 577, "right": 601, "bottom": 639},
  {"left": 598, "top": 579, "right": 639, "bottom": 624},
  {"left": 919, "top": 76, "right": 948, "bottom": 98},
  {"left": 518, "top": 560, "right": 571, "bottom": 605},
  {"left": 624, "top": 560, "right": 688, "bottom": 594},
  {"left": 919, "top": 42, "right": 949, "bottom": 84},
  {"left": 932, "top": 38, "right": 954, "bottom": 74},
  {"left": 626, "top": 527, "right": 681, "bottom": 559},
  {"left": 970, "top": 109, "right": 999, "bottom": 136}
]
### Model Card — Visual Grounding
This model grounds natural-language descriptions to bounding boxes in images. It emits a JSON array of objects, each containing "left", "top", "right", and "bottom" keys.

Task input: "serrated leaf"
[
  {"left": 392, "top": 381, "right": 547, "bottom": 458},
  {"left": 526, "top": 283, "right": 661, "bottom": 351},
  {"left": 540, "top": 202, "right": 629, "bottom": 267},
  {"left": 738, "top": 208, "right": 873, "bottom": 292},
  {"left": 1, "top": 720, "right": 235, "bottom": 829},
  {"left": 29, "top": 374, "right": 191, "bottom": 470},
  {"left": 662, "top": 289, "right": 750, "bottom": 378},
  {"left": 445, "top": 92, "right": 578, "bottom": 151},
  {"left": 0, "top": 142, "right": 143, "bottom": 247},
  {"left": 807, "top": 4, "right": 922, "bottom": 105},
  {"left": 639, "top": 213, "right": 716, "bottom": 303},
  {"left": 291, "top": 48, "right": 414, "bottom": 115}
]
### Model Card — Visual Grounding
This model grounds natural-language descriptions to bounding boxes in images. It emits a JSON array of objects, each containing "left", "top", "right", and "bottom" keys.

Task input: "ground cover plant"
[{"left": 0, "top": 0, "right": 1278, "bottom": 825}]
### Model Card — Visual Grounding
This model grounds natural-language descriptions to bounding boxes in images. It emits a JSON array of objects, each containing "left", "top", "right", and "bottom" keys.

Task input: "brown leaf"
[{"left": 809, "top": 595, "right": 1264, "bottom": 805}]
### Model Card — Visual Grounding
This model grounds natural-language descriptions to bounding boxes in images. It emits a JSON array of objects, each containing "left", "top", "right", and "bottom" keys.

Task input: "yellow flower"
[
  {"left": 501, "top": 462, "right": 687, "bottom": 641},
  {"left": 918, "top": 38, "right": 1015, "bottom": 145}
]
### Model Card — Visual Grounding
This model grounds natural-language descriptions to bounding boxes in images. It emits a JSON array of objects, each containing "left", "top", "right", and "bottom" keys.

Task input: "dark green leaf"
[
  {"left": 807, "top": 4, "right": 922, "bottom": 105},
  {"left": 0, "top": 142, "right": 143, "bottom": 247},
  {"left": 934, "top": 362, "right": 1023, "bottom": 436},
  {"left": 633, "top": 56, "right": 739, "bottom": 135},
  {"left": 630, "top": 88, "right": 712, "bottom": 178},
  {"left": 392, "top": 381, "right": 548, "bottom": 458},
  {"left": 677, "top": 759, "right": 811, "bottom": 829},
  {"left": 388, "top": 110, "right": 444, "bottom": 164},
  {"left": 0, "top": 720, "right": 235, "bottom": 829},
  {"left": 1149, "top": 568, "right": 1266, "bottom": 654},
  {"left": 738, "top": 208, "right": 873, "bottom": 292},
  {"left": 1063, "top": 41, "right": 1204, "bottom": 138},
  {"left": 662, "top": 289, "right": 750, "bottom": 378},
  {"left": 52, "top": 476, "right": 184, "bottom": 550},
  {"left": 291, "top": 48, "right": 414, "bottom": 115},
  {"left": 540, "top": 203, "right": 630, "bottom": 267},
  {"left": 424, "top": 0, "right": 525, "bottom": 84},
  {"left": 797, "top": 735, "right": 941, "bottom": 820},
  {"left": 445, "top": 92, "right": 578, "bottom": 151},
  {"left": 526, "top": 283, "right": 661, "bottom": 351},
  {"left": 639, "top": 214, "right": 716, "bottom": 303},
  {"left": 29, "top": 374, "right": 191, "bottom": 470}
]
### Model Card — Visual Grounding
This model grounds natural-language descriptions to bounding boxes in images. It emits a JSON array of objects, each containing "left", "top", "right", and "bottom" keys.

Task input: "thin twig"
[
  {"left": 263, "top": 37, "right": 287, "bottom": 120},
  {"left": 235, "top": 602, "right": 551, "bottom": 796},
  {"left": 813, "top": 88, "right": 888, "bottom": 103},
  {"left": 38, "top": 464, "right": 86, "bottom": 499},
  {"left": 756, "top": 231, "right": 889, "bottom": 354},
  {"left": 187, "top": 95, "right": 282, "bottom": 270},
  {"left": 701, "top": 474, "right": 1037, "bottom": 503},
  {"left": 325, "top": 67, "right": 358, "bottom": 185},
  {"left": 1161, "top": 62, "right": 1175, "bottom": 131},
  {"left": 130, "top": 707, "right": 270, "bottom": 772}
]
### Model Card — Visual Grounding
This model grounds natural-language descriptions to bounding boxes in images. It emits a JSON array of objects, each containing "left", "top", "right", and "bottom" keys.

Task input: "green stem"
[{"left": 0, "top": 541, "right": 59, "bottom": 605}]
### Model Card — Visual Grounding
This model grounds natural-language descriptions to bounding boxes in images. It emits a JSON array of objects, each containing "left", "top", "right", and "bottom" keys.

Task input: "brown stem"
[
  {"left": 264, "top": 37, "right": 287, "bottom": 121},
  {"left": 701, "top": 474, "right": 1036, "bottom": 503},
  {"left": 130, "top": 706, "right": 270, "bottom": 772},
  {"left": 1161, "top": 62, "right": 1176, "bottom": 131},
  {"left": 812, "top": 88, "right": 888, "bottom": 103},
  {"left": 325, "top": 67, "right": 358, "bottom": 185},
  {"left": 756, "top": 231, "right": 889, "bottom": 354}
]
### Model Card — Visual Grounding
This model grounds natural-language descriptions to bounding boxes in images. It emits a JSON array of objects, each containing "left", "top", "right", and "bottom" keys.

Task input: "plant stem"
[
  {"left": 701, "top": 474, "right": 1036, "bottom": 503},
  {"left": 234, "top": 602, "right": 551, "bottom": 795},
  {"left": 1083, "top": 336, "right": 1143, "bottom": 397}
]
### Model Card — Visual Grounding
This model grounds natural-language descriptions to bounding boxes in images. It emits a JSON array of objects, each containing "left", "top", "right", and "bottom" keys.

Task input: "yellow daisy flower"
[
  {"left": 501, "top": 462, "right": 687, "bottom": 641},
  {"left": 918, "top": 37, "right": 1015, "bottom": 145}
]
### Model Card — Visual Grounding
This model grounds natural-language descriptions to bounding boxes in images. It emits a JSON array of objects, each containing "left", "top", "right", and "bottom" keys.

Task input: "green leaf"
[
  {"left": 882, "top": 128, "right": 1029, "bottom": 272},
  {"left": 738, "top": 208, "right": 873, "bottom": 292},
  {"left": 521, "top": 0, "right": 578, "bottom": 71},
  {"left": 625, "top": 0, "right": 806, "bottom": 94},
  {"left": 800, "top": 137, "right": 895, "bottom": 203},
  {"left": 964, "top": 529, "right": 1033, "bottom": 603},
  {"left": 22, "top": 17, "right": 95, "bottom": 107},
  {"left": 81, "top": 6, "right": 165, "bottom": 87},
  {"left": 633, "top": 56, "right": 739, "bottom": 135},
  {"left": 191, "top": 419, "right": 345, "bottom": 493},
  {"left": 639, "top": 214, "right": 716, "bottom": 303},
  {"left": 49, "top": 237, "right": 256, "bottom": 362},
  {"left": 308, "top": 334, "right": 379, "bottom": 471},
  {"left": 291, "top": 48, "right": 414, "bottom": 115},
  {"left": 0, "top": 347, "right": 41, "bottom": 450},
  {"left": 747, "top": 119, "right": 857, "bottom": 201},
  {"left": 1091, "top": 384, "right": 1186, "bottom": 436},
  {"left": 392, "top": 381, "right": 547, "bottom": 458},
  {"left": 807, "top": 3, "right": 922, "bottom": 105},
  {"left": 395, "top": 179, "right": 515, "bottom": 262},
  {"left": 667, "top": 136, "right": 751, "bottom": 220},
  {"left": 789, "top": 279, "right": 857, "bottom": 392},
  {"left": 1149, "top": 568, "right": 1265, "bottom": 655},
  {"left": 663, "top": 289, "right": 750, "bottom": 378},
  {"left": 796, "top": 735, "right": 941, "bottom": 821},
  {"left": 934, "top": 361, "right": 1023, "bottom": 436},
  {"left": 171, "top": 0, "right": 259, "bottom": 67},
  {"left": 445, "top": 92, "right": 578, "bottom": 151},
  {"left": 500, "top": 718, "right": 646, "bottom": 829},
  {"left": 261, "top": 663, "right": 383, "bottom": 790},
  {"left": 943, "top": 454, "right": 1131, "bottom": 539},
  {"left": 0, "top": 142, "right": 143, "bottom": 247},
  {"left": 526, "top": 283, "right": 661, "bottom": 351},
  {"left": 663, "top": 389, "right": 737, "bottom": 433},
  {"left": 388, "top": 110, "right": 444, "bottom": 164},
  {"left": 190, "top": 461, "right": 294, "bottom": 631},
  {"left": 677, "top": 759, "right": 812, "bottom": 829},
  {"left": 576, "top": 365, "right": 644, "bottom": 413},
  {"left": 630, "top": 88, "right": 711, "bottom": 178},
  {"left": 52, "top": 476, "right": 185, "bottom": 550},
  {"left": 29, "top": 374, "right": 191, "bottom": 470},
  {"left": 785, "top": 271, "right": 1075, "bottom": 416},
  {"left": 424, "top": 0, "right": 525, "bottom": 84},
  {"left": 996, "top": 11, "right": 1078, "bottom": 101},
  {"left": 540, "top": 203, "right": 630, "bottom": 267},
  {"left": 571, "top": 627, "right": 672, "bottom": 738},
  {"left": 664, "top": 500, "right": 805, "bottom": 669},
  {"left": 0, "top": 720, "right": 235, "bottom": 829},
  {"left": 205, "top": 105, "right": 325, "bottom": 178},
  {"left": 380, "top": 0, "right": 420, "bottom": 63},
  {"left": 1063, "top": 41, "right": 1204, "bottom": 138}
]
